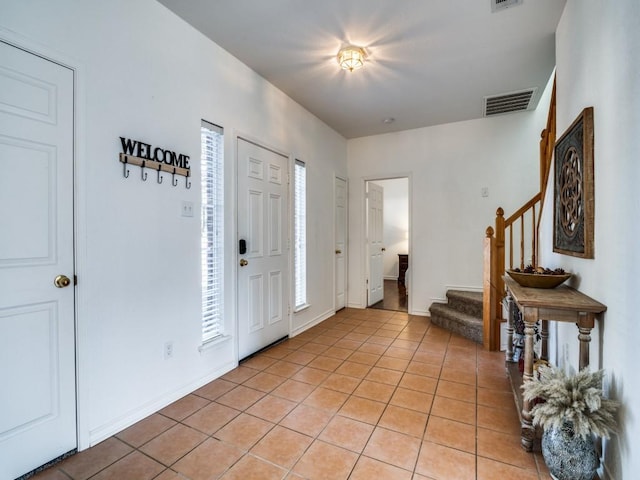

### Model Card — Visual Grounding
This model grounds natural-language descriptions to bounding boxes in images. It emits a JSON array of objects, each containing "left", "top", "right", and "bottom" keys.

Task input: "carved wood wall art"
[{"left": 553, "top": 107, "right": 594, "bottom": 258}]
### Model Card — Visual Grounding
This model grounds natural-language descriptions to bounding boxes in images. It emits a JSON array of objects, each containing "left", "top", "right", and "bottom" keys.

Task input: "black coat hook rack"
[{"left": 119, "top": 153, "right": 191, "bottom": 188}]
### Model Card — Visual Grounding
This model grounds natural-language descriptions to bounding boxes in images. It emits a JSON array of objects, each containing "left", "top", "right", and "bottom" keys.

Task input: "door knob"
[
  {"left": 335, "top": 249, "right": 342, "bottom": 254},
  {"left": 54, "top": 275, "right": 71, "bottom": 288},
  {"left": 381, "top": 247, "right": 386, "bottom": 252},
  {"left": 239, "top": 259, "right": 249, "bottom": 267}
]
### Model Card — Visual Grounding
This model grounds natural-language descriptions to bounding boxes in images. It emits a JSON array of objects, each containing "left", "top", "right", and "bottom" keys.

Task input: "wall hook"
[
  {"left": 156, "top": 164, "right": 164, "bottom": 184},
  {"left": 185, "top": 173, "right": 191, "bottom": 189},
  {"left": 140, "top": 160, "right": 148, "bottom": 181},
  {"left": 123, "top": 156, "right": 130, "bottom": 178},
  {"left": 171, "top": 167, "right": 178, "bottom": 187}
]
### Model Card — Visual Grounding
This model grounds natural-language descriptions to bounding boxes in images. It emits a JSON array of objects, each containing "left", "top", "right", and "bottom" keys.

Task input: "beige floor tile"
[
  {"left": 150, "top": 470, "right": 183, "bottom": 480},
  {"left": 158, "top": 394, "right": 210, "bottom": 421},
  {"left": 424, "top": 416, "right": 476, "bottom": 453},
  {"left": 477, "top": 404, "right": 521, "bottom": 435},
  {"left": 193, "top": 378, "right": 237, "bottom": 401},
  {"left": 376, "top": 356, "right": 410, "bottom": 371},
  {"left": 338, "top": 396, "right": 386, "bottom": 425},
  {"left": 350, "top": 456, "right": 413, "bottom": 480},
  {"left": 318, "top": 415, "right": 375, "bottom": 453},
  {"left": 291, "top": 366, "right": 331, "bottom": 385},
  {"left": 333, "top": 338, "right": 364, "bottom": 350},
  {"left": 221, "top": 366, "right": 259, "bottom": 384},
  {"left": 399, "top": 373, "right": 438, "bottom": 394},
  {"left": 214, "top": 413, "right": 274, "bottom": 451},
  {"left": 30, "top": 469, "right": 70, "bottom": 480},
  {"left": 390, "top": 387, "right": 433, "bottom": 413},
  {"left": 139, "top": 424, "right": 207, "bottom": 466},
  {"left": 334, "top": 361, "right": 372, "bottom": 378},
  {"left": 245, "top": 394, "right": 297, "bottom": 423},
  {"left": 323, "top": 346, "right": 355, "bottom": 360},
  {"left": 219, "top": 454, "right": 287, "bottom": 480},
  {"left": 365, "top": 366, "right": 403, "bottom": 385},
  {"left": 477, "top": 456, "right": 540, "bottom": 480},
  {"left": 477, "top": 387, "right": 517, "bottom": 409},
  {"left": 384, "top": 346, "right": 415, "bottom": 360},
  {"left": 321, "top": 373, "right": 362, "bottom": 394},
  {"left": 405, "top": 361, "right": 441, "bottom": 378},
  {"left": 302, "top": 386, "right": 348, "bottom": 412},
  {"left": 347, "top": 351, "right": 381, "bottom": 366},
  {"left": 431, "top": 396, "right": 477, "bottom": 425},
  {"left": 378, "top": 404, "right": 428, "bottom": 438},
  {"left": 216, "top": 385, "right": 266, "bottom": 410},
  {"left": 271, "top": 379, "right": 316, "bottom": 402},
  {"left": 264, "top": 360, "right": 304, "bottom": 378},
  {"left": 59, "top": 437, "right": 133, "bottom": 480},
  {"left": 352, "top": 379, "right": 396, "bottom": 403},
  {"left": 242, "top": 371, "right": 287, "bottom": 393},
  {"left": 415, "top": 441, "right": 476, "bottom": 480},
  {"left": 250, "top": 425, "right": 313, "bottom": 469},
  {"left": 435, "top": 379, "right": 476, "bottom": 403},
  {"left": 439, "top": 366, "right": 477, "bottom": 386},
  {"left": 363, "top": 427, "right": 421, "bottom": 471},
  {"left": 183, "top": 401, "right": 240, "bottom": 435},
  {"left": 476, "top": 427, "right": 538, "bottom": 470},
  {"left": 306, "top": 355, "right": 344, "bottom": 372},
  {"left": 280, "top": 404, "right": 333, "bottom": 437},
  {"left": 297, "top": 341, "right": 330, "bottom": 355},
  {"left": 357, "top": 342, "right": 388, "bottom": 355},
  {"left": 293, "top": 440, "right": 358, "bottom": 480},
  {"left": 116, "top": 413, "right": 176, "bottom": 448},
  {"left": 241, "top": 355, "right": 278, "bottom": 371},
  {"left": 283, "top": 350, "right": 318, "bottom": 365},
  {"left": 367, "top": 335, "right": 395, "bottom": 346},
  {"left": 172, "top": 437, "right": 244, "bottom": 480},
  {"left": 262, "top": 345, "right": 295, "bottom": 359},
  {"left": 90, "top": 451, "right": 164, "bottom": 480}
]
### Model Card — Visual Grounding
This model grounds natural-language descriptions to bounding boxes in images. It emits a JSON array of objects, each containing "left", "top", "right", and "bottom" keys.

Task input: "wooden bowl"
[{"left": 506, "top": 270, "right": 572, "bottom": 289}]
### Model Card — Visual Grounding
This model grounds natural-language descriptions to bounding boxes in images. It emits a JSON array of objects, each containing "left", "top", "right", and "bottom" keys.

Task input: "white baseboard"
[
  {"left": 87, "top": 360, "right": 237, "bottom": 447},
  {"left": 290, "top": 308, "right": 336, "bottom": 337},
  {"left": 445, "top": 284, "right": 482, "bottom": 293},
  {"left": 383, "top": 275, "right": 397, "bottom": 281}
]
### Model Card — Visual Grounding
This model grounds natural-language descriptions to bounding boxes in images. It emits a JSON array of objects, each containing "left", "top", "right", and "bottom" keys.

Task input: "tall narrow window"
[
  {"left": 294, "top": 159, "right": 307, "bottom": 310},
  {"left": 201, "top": 120, "right": 224, "bottom": 342}
]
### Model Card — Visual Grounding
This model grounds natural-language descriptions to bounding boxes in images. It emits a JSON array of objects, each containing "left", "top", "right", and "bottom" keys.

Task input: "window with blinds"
[
  {"left": 294, "top": 159, "right": 307, "bottom": 310},
  {"left": 201, "top": 120, "right": 224, "bottom": 342}
]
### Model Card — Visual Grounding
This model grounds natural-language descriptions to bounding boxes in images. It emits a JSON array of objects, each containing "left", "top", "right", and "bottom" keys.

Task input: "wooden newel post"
[{"left": 483, "top": 226, "right": 498, "bottom": 350}]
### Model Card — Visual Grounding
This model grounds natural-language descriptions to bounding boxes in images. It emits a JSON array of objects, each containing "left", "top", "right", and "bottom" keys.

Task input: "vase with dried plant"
[{"left": 522, "top": 365, "right": 619, "bottom": 480}]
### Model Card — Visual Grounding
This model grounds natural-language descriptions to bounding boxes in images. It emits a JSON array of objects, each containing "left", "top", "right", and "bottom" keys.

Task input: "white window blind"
[
  {"left": 294, "top": 159, "right": 307, "bottom": 310},
  {"left": 201, "top": 120, "right": 224, "bottom": 342}
]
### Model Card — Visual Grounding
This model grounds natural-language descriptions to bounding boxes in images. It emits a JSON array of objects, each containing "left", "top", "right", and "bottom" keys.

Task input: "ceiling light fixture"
[{"left": 337, "top": 46, "right": 366, "bottom": 72}]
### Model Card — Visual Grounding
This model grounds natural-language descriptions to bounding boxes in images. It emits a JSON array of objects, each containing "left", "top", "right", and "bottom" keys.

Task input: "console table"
[{"left": 503, "top": 276, "right": 606, "bottom": 451}]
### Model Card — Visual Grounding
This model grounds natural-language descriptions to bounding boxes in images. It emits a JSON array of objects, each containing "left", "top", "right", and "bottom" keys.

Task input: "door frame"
[
  {"left": 334, "top": 175, "right": 348, "bottom": 312},
  {"left": 234, "top": 133, "right": 293, "bottom": 360},
  {"left": 0, "top": 28, "right": 89, "bottom": 450},
  {"left": 362, "top": 174, "right": 413, "bottom": 313}
]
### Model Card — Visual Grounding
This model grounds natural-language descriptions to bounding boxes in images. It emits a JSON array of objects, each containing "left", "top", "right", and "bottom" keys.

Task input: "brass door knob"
[
  {"left": 239, "top": 259, "right": 249, "bottom": 267},
  {"left": 54, "top": 275, "right": 71, "bottom": 288},
  {"left": 335, "top": 249, "right": 342, "bottom": 254}
]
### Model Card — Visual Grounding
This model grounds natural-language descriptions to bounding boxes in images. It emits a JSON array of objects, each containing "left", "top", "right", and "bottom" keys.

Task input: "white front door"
[
  {"left": 367, "top": 182, "right": 384, "bottom": 306},
  {"left": 335, "top": 177, "right": 347, "bottom": 310},
  {"left": 0, "top": 41, "right": 76, "bottom": 479},
  {"left": 237, "top": 139, "right": 289, "bottom": 360}
]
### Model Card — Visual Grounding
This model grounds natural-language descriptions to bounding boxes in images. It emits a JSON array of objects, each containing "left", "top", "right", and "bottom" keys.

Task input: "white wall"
[
  {"left": 539, "top": 1, "right": 639, "bottom": 477},
  {"left": 0, "top": 0, "right": 346, "bottom": 448},
  {"left": 347, "top": 84, "right": 553, "bottom": 314},
  {"left": 374, "top": 178, "right": 409, "bottom": 279}
]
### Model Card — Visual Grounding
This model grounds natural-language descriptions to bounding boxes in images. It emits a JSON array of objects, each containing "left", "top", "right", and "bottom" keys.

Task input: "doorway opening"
[{"left": 365, "top": 177, "right": 410, "bottom": 312}]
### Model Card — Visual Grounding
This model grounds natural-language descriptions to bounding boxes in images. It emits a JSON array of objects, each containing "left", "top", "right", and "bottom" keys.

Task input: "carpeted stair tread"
[{"left": 429, "top": 290, "right": 483, "bottom": 344}]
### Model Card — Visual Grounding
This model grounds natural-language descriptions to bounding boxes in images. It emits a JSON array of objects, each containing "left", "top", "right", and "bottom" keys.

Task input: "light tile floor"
[{"left": 32, "top": 308, "right": 552, "bottom": 480}]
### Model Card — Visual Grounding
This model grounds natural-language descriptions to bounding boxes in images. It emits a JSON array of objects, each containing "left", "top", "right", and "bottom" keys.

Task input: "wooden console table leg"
[
  {"left": 505, "top": 293, "right": 515, "bottom": 362},
  {"left": 541, "top": 319, "right": 549, "bottom": 362},
  {"left": 577, "top": 313, "right": 595, "bottom": 370},
  {"left": 520, "top": 308, "right": 538, "bottom": 452}
]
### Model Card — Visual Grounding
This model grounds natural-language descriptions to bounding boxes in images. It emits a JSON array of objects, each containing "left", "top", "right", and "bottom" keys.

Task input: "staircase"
[{"left": 429, "top": 290, "right": 483, "bottom": 344}]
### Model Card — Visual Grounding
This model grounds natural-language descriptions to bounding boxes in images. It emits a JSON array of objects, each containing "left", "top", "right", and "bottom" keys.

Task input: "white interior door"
[
  {"left": 237, "top": 139, "right": 289, "bottom": 359},
  {"left": 367, "top": 182, "right": 384, "bottom": 306},
  {"left": 0, "top": 41, "right": 76, "bottom": 479},
  {"left": 335, "top": 177, "right": 347, "bottom": 310}
]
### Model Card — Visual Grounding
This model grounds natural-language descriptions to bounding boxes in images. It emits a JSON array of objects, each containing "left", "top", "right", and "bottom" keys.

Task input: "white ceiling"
[{"left": 156, "top": 0, "right": 566, "bottom": 139}]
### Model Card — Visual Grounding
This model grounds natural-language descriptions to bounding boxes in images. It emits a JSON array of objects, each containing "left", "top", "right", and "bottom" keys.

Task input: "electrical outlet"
[
  {"left": 481, "top": 187, "right": 489, "bottom": 197},
  {"left": 164, "top": 341, "right": 174, "bottom": 360},
  {"left": 181, "top": 201, "right": 194, "bottom": 217}
]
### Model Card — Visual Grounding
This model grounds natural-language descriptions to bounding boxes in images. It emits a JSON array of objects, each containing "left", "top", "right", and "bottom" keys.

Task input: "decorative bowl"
[{"left": 506, "top": 270, "right": 572, "bottom": 289}]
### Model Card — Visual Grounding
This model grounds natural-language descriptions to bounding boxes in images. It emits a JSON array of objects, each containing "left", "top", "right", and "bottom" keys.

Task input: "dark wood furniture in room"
[
  {"left": 503, "top": 276, "right": 606, "bottom": 451},
  {"left": 398, "top": 254, "right": 408, "bottom": 285}
]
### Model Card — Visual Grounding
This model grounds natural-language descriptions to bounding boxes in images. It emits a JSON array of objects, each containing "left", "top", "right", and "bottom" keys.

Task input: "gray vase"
[{"left": 541, "top": 422, "right": 598, "bottom": 480}]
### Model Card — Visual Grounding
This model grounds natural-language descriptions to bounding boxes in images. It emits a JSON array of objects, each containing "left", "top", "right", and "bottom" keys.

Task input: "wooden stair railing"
[{"left": 483, "top": 78, "right": 556, "bottom": 351}]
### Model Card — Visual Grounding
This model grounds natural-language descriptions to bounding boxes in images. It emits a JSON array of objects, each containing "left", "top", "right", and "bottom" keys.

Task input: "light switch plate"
[{"left": 181, "top": 201, "right": 194, "bottom": 217}]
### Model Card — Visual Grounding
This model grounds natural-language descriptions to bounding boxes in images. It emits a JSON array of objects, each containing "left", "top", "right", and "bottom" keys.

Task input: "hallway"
[{"left": 31, "top": 308, "right": 550, "bottom": 480}]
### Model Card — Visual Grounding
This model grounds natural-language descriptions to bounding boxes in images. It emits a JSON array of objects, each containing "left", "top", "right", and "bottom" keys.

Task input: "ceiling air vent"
[
  {"left": 491, "top": 0, "right": 523, "bottom": 13},
  {"left": 483, "top": 88, "right": 537, "bottom": 117}
]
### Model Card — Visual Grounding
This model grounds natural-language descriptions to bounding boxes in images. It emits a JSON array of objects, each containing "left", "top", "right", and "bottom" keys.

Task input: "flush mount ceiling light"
[{"left": 337, "top": 45, "right": 366, "bottom": 72}]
